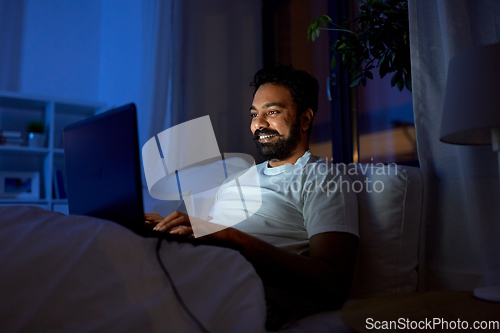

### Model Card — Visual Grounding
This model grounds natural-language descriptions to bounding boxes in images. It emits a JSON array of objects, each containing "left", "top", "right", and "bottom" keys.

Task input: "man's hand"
[{"left": 144, "top": 211, "right": 194, "bottom": 236}]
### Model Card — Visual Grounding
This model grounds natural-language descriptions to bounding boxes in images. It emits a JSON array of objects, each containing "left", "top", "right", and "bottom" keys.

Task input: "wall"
[
  {"left": 19, "top": 0, "right": 144, "bottom": 108},
  {"left": 98, "top": 0, "right": 143, "bottom": 111},
  {"left": 20, "top": 0, "right": 102, "bottom": 101},
  {"left": 0, "top": 0, "right": 24, "bottom": 91}
]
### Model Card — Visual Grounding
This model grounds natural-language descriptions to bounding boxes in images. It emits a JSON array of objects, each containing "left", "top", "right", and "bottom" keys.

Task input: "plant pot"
[{"left": 28, "top": 132, "right": 45, "bottom": 148}]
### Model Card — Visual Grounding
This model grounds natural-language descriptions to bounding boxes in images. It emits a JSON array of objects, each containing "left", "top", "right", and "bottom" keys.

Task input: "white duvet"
[{"left": 0, "top": 206, "right": 267, "bottom": 332}]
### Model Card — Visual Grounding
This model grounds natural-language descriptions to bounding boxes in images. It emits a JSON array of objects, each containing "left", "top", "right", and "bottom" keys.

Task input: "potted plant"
[
  {"left": 26, "top": 121, "right": 45, "bottom": 148},
  {"left": 307, "top": 0, "right": 411, "bottom": 91}
]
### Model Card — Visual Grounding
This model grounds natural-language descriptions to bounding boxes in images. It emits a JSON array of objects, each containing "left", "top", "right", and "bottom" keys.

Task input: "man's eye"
[
  {"left": 269, "top": 110, "right": 278, "bottom": 115},
  {"left": 250, "top": 113, "right": 258, "bottom": 118}
]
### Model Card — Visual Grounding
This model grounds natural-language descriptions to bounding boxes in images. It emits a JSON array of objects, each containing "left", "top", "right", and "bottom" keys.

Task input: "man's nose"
[{"left": 253, "top": 115, "right": 269, "bottom": 131}]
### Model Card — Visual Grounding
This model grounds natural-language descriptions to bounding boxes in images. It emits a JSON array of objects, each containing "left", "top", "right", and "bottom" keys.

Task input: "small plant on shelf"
[
  {"left": 26, "top": 121, "right": 45, "bottom": 148},
  {"left": 26, "top": 121, "right": 45, "bottom": 134}
]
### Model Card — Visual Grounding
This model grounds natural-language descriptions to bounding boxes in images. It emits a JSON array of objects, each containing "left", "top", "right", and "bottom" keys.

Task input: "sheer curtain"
[
  {"left": 140, "top": 0, "right": 262, "bottom": 159},
  {"left": 409, "top": 0, "right": 500, "bottom": 290},
  {"left": 139, "top": 0, "right": 185, "bottom": 150}
]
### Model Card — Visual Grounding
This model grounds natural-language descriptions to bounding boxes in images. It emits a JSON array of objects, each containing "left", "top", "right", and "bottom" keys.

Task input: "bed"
[
  {"left": 0, "top": 164, "right": 423, "bottom": 332},
  {"left": 0, "top": 205, "right": 267, "bottom": 332}
]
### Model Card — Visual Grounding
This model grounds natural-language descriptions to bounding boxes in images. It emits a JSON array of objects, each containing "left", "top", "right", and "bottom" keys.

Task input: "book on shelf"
[
  {"left": 0, "top": 130, "right": 22, "bottom": 138},
  {"left": 0, "top": 137, "right": 24, "bottom": 146},
  {"left": 0, "top": 130, "right": 24, "bottom": 146}
]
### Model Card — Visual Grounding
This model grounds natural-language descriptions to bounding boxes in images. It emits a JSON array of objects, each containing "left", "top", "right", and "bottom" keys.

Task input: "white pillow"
[{"left": 343, "top": 164, "right": 423, "bottom": 298}]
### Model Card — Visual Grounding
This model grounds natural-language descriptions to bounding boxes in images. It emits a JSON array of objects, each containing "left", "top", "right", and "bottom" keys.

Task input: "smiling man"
[
  {"left": 145, "top": 64, "right": 359, "bottom": 330},
  {"left": 251, "top": 82, "right": 308, "bottom": 166}
]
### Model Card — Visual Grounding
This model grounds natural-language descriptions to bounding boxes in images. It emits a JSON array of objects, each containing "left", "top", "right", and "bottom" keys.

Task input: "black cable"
[{"left": 155, "top": 237, "right": 211, "bottom": 333}]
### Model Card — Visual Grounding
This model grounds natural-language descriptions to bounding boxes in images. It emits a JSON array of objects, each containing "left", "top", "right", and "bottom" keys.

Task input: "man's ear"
[{"left": 301, "top": 108, "right": 314, "bottom": 131}]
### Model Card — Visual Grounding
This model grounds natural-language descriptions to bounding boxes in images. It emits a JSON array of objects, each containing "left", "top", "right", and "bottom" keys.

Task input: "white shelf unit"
[{"left": 0, "top": 90, "right": 105, "bottom": 212}]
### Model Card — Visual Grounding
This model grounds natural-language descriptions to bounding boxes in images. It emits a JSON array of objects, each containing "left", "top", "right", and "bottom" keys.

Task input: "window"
[{"left": 262, "top": 0, "right": 418, "bottom": 166}]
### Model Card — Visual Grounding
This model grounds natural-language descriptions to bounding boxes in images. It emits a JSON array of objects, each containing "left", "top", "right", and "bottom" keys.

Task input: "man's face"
[{"left": 250, "top": 83, "right": 302, "bottom": 161}]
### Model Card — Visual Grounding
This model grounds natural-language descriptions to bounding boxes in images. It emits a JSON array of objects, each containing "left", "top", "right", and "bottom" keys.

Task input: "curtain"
[
  {"left": 139, "top": 0, "right": 184, "bottom": 150},
  {"left": 140, "top": 0, "right": 262, "bottom": 160},
  {"left": 0, "top": 0, "right": 23, "bottom": 91},
  {"left": 409, "top": 0, "right": 500, "bottom": 290}
]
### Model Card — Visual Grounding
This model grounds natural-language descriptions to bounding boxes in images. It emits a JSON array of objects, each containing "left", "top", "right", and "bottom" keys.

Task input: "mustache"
[{"left": 253, "top": 129, "right": 280, "bottom": 141}]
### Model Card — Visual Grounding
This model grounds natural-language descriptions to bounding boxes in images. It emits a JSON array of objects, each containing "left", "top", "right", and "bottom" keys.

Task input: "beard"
[{"left": 253, "top": 117, "right": 301, "bottom": 162}]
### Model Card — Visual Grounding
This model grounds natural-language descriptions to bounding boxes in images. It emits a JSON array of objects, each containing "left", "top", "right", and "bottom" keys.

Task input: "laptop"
[
  {"left": 63, "top": 103, "right": 153, "bottom": 236},
  {"left": 63, "top": 103, "right": 241, "bottom": 249}
]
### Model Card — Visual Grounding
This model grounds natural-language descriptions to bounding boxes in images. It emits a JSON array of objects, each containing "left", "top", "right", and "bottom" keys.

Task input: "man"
[{"left": 145, "top": 64, "right": 359, "bottom": 329}]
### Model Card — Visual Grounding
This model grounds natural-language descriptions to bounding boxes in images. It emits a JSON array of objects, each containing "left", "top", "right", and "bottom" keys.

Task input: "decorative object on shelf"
[
  {"left": 0, "top": 130, "right": 23, "bottom": 146},
  {"left": 26, "top": 121, "right": 45, "bottom": 148},
  {"left": 307, "top": 0, "right": 411, "bottom": 91},
  {"left": 0, "top": 171, "right": 40, "bottom": 199},
  {"left": 440, "top": 43, "right": 500, "bottom": 302}
]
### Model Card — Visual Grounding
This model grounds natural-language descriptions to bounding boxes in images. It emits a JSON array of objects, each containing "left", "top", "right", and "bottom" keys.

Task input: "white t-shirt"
[{"left": 209, "top": 151, "right": 359, "bottom": 255}]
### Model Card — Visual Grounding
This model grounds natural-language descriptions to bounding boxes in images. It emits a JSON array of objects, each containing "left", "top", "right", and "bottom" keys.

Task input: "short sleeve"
[{"left": 302, "top": 166, "right": 359, "bottom": 238}]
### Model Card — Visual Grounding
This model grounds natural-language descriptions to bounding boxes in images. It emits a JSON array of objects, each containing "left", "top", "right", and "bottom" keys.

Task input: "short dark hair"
[{"left": 250, "top": 64, "right": 319, "bottom": 136}]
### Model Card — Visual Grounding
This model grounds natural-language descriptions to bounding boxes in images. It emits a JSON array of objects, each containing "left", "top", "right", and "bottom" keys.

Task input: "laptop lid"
[{"left": 63, "top": 103, "right": 146, "bottom": 235}]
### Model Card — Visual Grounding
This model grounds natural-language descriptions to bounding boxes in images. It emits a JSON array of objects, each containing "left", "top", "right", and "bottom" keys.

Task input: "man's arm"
[
  {"left": 145, "top": 212, "right": 358, "bottom": 308},
  {"left": 213, "top": 227, "right": 358, "bottom": 309}
]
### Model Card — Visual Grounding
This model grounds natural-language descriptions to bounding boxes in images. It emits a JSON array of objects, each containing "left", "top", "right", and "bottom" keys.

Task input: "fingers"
[
  {"left": 146, "top": 211, "right": 194, "bottom": 236},
  {"left": 144, "top": 213, "right": 161, "bottom": 220},
  {"left": 144, "top": 213, "right": 163, "bottom": 224},
  {"left": 153, "top": 215, "right": 185, "bottom": 232},
  {"left": 169, "top": 225, "right": 194, "bottom": 237},
  {"left": 153, "top": 211, "right": 191, "bottom": 232},
  {"left": 144, "top": 213, "right": 162, "bottom": 229}
]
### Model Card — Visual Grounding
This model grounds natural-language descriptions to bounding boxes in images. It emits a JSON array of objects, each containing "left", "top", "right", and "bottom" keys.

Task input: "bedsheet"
[{"left": 0, "top": 206, "right": 267, "bottom": 332}]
